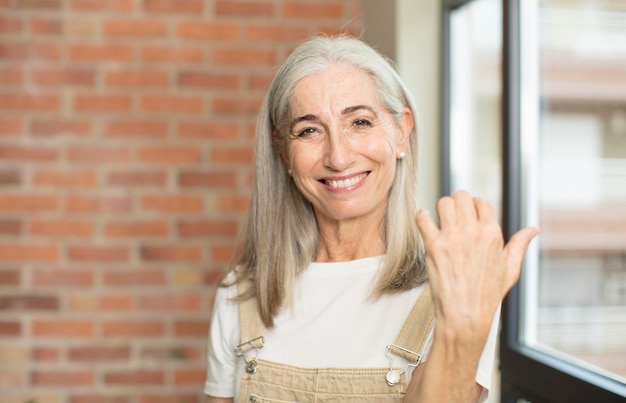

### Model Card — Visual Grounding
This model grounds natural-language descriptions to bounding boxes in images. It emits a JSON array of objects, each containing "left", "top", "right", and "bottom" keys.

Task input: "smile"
[{"left": 323, "top": 173, "right": 368, "bottom": 189}]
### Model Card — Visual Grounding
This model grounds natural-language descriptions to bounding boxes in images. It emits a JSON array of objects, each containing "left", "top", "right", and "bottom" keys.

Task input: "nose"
[{"left": 323, "top": 129, "right": 355, "bottom": 171}]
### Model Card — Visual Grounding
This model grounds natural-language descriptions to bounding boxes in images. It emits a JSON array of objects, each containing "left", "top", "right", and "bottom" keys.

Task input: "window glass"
[
  {"left": 521, "top": 0, "right": 626, "bottom": 383},
  {"left": 448, "top": 0, "right": 503, "bottom": 207}
]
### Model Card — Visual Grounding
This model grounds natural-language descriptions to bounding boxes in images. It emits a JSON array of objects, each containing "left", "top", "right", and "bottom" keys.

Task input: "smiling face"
[{"left": 281, "top": 63, "right": 413, "bottom": 228}]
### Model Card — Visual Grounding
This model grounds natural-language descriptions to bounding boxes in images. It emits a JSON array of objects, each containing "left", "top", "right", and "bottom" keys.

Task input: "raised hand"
[{"left": 415, "top": 190, "right": 539, "bottom": 348}]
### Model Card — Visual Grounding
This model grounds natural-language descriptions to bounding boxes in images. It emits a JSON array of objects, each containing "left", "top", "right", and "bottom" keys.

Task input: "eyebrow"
[{"left": 288, "top": 105, "right": 378, "bottom": 133}]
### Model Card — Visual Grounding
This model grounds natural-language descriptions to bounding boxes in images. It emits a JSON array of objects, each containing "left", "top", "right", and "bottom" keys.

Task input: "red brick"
[
  {"left": 177, "top": 71, "right": 239, "bottom": 90},
  {"left": 144, "top": 0, "right": 203, "bottom": 14},
  {"left": 103, "top": 320, "right": 164, "bottom": 337},
  {"left": 103, "top": 269, "right": 166, "bottom": 287},
  {"left": 248, "top": 73, "right": 273, "bottom": 91},
  {"left": 215, "top": 0, "right": 273, "bottom": 17},
  {"left": 0, "top": 93, "right": 60, "bottom": 112},
  {"left": 32, "top": 169, "right": 98, "bottom": 188},
  {"left": 0, "top": 16, "right": 23, "bottom": 33},
  {"left": 31, "top": 119, "right": 92, "bottom": 137},
  {"left": 67, "top": 245, "right": 130, "bottom": 263},
  {"left": 69, "top": 44, "right": 133, "bottom": 62},
  {"left": 74, "top": 94, "right": 132, "bottom": 112},
  {"left": 30, "top": 219, "right": 94, "bottom": 237},
  {"left": 32, "top": 68, "right": 95, "bottom": 86},
  {"left": 0, "top": 268, "right": 20, "bottom": 285},
  {"left": 0, "top": 194, "right": 59, "bottom": 212},
  {"left": 31, "top": 268, "right": 94, "bottom": 287},
  {"left": 30, "top": 18, "right": 63, "bottom": 35},
  {"left": 104, "top": 369, "right": 164, "bottom": 385},
  {"left": 174, "top": 320, "right": 209, "bottom": 337},
  {"left": 32, "top": 319, "right": 94, "bottom": 338},
  {"left": 141, "top": 195, "right": 203, "bottom": 213},
  {"left": 211, "top": 147, "right": 254, "bottom": 164},
  {"left": 105, "top": 120, "right": 168, "bottom": 138},
  {"left": 0, "top": 68, "right": 23, "bottom": 86},
  {"left": 105, "top": 70, "right": 169, "bottom": 87},
  {"left": 282, "top": 1, "right": 344, "bottom": 18},
  {"left": 105, "top": 221, "right": 169, "bottom": 238},
  {"left": 100, "top": 295, "right": 134, "bottom": 310},
  {"left": 67, "top": 146, "right": 132, "bottom": 163},
  {"left": 174, "top": 368, "right": 206, "bottom": 385},
  {"left": 70, "top": 395, "right": 131, "bottom": 403},
  {"left": 138, "top": 394, "right": 199, "bottom": 403},
  {"left": 106, "top": 170, "right": 167, "bottom": 187},
  {"left": 0, "top": 320, "right": 21, "bottom": 336},
  {"left": 0, "top": 244, "right": 58, "bottom": 262},
  {"left": 141, "top": 46, "right": 204, "bottom": 63},
  {"left": 0, "top": 42, "right": 61, "bottom": 60},
  {"left": 212, "top": 96, "right": 262, "bottom": 115},
  {"left": 140, "top": 245, "right": 202, "bottom": 262},
  {"left": 211, "top": 244, "right": 234, "bottom": 263},
  {"left": 32, "top": 370, "right": 94, "bottom": 386},
  {"left": 2, "top": 0, "right": 61, "bottom": 10},
  {"left": 65, "top": 195, "right": 132, "bottom": 213},
  {"left": 176, "top": 21, "right": 239, "bottom": 41},
  {"left": 140, "top": 95, "right": 204, "bottom": 114},
  {"left": 138, "top": 146, "right": 202, "bottom": 163},
  {"left": 139, "top": 294, "right": 203, "bottom": 311},
  {"left": 69, "top": 345, "right": 130, "bottom": 361},
  {"left": 0, "top": 294, "right": 58, "bottom": 311},
  {"left": 0, "top": 170, "right": 21, "bottom": 185},
  {"left": 218, "top": 195, "right": 250, "bottom": 212},
  {"left": 179, "top": 172, "right": 238, "bottom": 188},
  {"left": 0, "top": 118, "right": 22, "bottom": 135},
  {"left": 32, "top": 347, "right": 60, "bottom": 361},
  {"left": 104, "top": 20, "right": 167, "bottom": 37},
  {"left": 71, "top": 0, "right": 134, "bottom": 12},
  {"left": 0, "top": 145, "right": 58, "bottom": 161},
  {"left": 246, "top": 25, "right": 309, "bottom": 42},
  {"left": 212, "top": 48, "right": 276, "bottom": 66},
  {"left": 177, "top": 121, "right": 239, "bottom": 140},
  {"left": 178, "top": 220, "right": 238, "bottom": 237},
  {"left": 140, "top": 345, "right": 202, "bottom": 361},
  {"left": 0, "top": 369, "right": 25, "bottom": 387}
]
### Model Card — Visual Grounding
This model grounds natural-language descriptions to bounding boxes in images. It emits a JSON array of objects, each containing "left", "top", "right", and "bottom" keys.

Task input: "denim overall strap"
[
  {"left": 389, "top": 285, "right": 434, "bottom": 361},
  {"left": 235, "top": 280, "right": 265, "bottom": 374}
]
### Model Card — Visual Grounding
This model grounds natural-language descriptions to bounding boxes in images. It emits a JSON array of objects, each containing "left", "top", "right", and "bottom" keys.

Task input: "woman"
[{"left": 204, "top": 35, "right": 539, "bottom": 402}]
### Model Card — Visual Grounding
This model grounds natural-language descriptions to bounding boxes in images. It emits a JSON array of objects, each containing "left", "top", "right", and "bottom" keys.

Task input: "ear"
[{"left": 396, "top": 107, "right": 414, "bottom": 154}]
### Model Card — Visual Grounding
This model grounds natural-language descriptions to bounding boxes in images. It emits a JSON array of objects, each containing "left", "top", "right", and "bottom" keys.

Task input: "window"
[{"left": 443, "top": 0, "right": 626, "bottom": 401}]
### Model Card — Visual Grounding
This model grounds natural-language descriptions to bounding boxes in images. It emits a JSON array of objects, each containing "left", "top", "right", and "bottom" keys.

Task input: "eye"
[
  {"left": 353, "top": 119, "right": 372, "bottom": 128},
  {"left": 297, "top": 127, "right": 317, "bottom": 137}
]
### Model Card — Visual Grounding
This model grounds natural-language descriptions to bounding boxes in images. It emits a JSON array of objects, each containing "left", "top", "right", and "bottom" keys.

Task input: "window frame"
[{"left": 441, "top": 0, "right": 626, "bottom": 401}]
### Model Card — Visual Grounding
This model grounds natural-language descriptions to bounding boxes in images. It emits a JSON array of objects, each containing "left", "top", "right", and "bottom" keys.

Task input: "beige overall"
[{"left": 235, "top": 282, "right": 434, "bottom": 403}]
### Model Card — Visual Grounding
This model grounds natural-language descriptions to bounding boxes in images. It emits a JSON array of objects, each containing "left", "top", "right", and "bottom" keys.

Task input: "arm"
[{"left": 404, "top": 190, "right": 539, "bottom": 402}]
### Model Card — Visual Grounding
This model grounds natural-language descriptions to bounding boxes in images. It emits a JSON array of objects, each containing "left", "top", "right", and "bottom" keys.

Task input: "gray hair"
[{"left": 229, "top": 35, "right": 427, "bottom": 328}]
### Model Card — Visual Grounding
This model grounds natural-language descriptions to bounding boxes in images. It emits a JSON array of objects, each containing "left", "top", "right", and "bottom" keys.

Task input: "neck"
[{"left": 314, "top": 217, "right": 386, "bottom": 262}]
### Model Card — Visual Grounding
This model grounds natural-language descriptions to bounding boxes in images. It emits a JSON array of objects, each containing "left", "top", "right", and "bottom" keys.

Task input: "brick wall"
[{"left": 0, "top": 1, "right": 361, "bottom": 401}]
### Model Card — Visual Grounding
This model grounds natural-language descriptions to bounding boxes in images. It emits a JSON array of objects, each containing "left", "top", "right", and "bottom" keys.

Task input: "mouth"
[{"left": 321, "top": 172, "right": 369, "bottom": 189}]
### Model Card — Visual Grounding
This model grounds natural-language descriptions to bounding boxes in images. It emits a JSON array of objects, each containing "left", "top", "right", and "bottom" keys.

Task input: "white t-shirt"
[{"left": 204, "top": 256, "right": 499, "bottom": 401}]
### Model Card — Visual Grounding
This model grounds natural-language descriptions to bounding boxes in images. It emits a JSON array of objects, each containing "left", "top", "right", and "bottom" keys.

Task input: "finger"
[
  {"left": 503, "top": 226, "right": 541, "bottom": 288},
  {"left": 475, "top": 197, "right": 496, "bottom": 223},
  {"left": 436, "top": 196, "right": 456, "bottom": 230},
  {"left": 452, "top": 190, "right": 476, "bottom": 224},
  {"left": 415, "top": 209, "right": 440, "bottom": 244}
]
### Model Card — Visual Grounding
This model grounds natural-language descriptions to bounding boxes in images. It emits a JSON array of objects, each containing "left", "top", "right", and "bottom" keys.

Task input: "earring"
[
  {"left": 287, "top": 169, "right": 292, "bottom": 176},
  {"left": 397, "top": 152, "right": 406, "bottom": 160}
]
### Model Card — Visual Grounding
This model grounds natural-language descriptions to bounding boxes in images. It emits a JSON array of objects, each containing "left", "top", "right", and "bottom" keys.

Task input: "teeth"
[{"left": 326, "top": 173, "right": 366, "bottom": 189}]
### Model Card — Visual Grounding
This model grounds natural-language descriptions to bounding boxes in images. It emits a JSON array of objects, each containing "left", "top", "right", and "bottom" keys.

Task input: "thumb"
[{"left": 503, "top": 226, "right": 540, "bottom": 287}]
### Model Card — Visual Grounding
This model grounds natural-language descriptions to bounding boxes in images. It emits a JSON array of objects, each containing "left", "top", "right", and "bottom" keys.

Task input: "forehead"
[{"left": 290, "top": 64, "right": 379, "bottom": 115}]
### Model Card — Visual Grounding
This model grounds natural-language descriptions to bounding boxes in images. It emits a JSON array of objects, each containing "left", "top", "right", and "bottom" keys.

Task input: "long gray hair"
[{"left": 227, "top": 35, "right": 427, "bottom": 328}]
